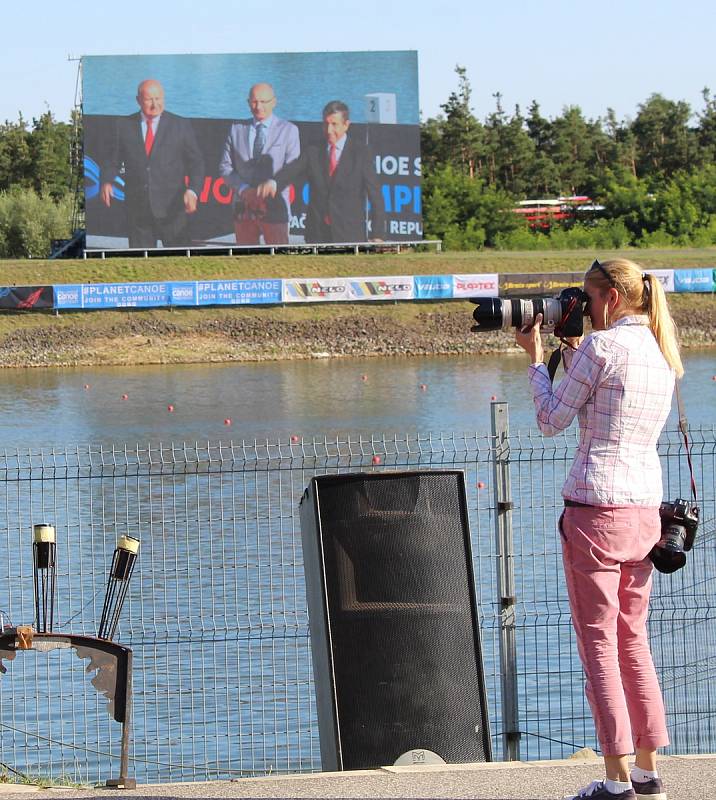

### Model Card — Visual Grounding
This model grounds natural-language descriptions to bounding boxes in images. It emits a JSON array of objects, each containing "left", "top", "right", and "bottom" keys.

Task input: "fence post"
[{"left": 490, "top": 401, "right": 521, "bottom": 761}]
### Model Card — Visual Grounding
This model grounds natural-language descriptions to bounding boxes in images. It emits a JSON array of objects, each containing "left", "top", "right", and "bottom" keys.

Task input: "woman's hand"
[{"left": 515, "top": 313, "right": 544, "bottom": 364}]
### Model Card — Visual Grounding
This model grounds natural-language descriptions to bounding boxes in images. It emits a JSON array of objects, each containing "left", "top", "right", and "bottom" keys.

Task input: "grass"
[
  {"left": 1, "top": 248, "right": 714, "bottom": 366},
  {"left": 0, "top": 769, "right": 91, "bottom": 790},
  {"left": 3, "top": 246, "right": 715, "bottom": 285}
]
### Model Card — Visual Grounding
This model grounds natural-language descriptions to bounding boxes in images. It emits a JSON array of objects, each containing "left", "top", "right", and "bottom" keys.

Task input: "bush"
[
  {"left": 637, "top": 228, "right": 676, "bottom": 248},
  {"left": 688, "top": 216, "right": 716, "bottom": 247},
  {"left": 0, "top": 187, "right": 73, "bottom": 257}
]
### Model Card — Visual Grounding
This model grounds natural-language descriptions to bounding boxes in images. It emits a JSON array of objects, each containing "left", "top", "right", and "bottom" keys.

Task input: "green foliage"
[
  {"left": 496, "top": 219, "right": 640, "bottom": 251},
  {"left": 422, "top": 68, "right": 716, "bottom": 250},
  {"left": 0, "top": 112, "right": 73, "bottom": 197},
  {"left": 1, "top": 85, "right": 716, "bottom": 257},
  {"left": 422, "top": 164, "right": 517, "bottom": 249},
  {"left": 0, "top": 187, "right": 73, "bottom": 258}
]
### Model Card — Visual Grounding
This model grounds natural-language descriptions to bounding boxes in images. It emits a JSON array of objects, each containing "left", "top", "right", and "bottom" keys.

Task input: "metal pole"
[
  {"left": 490, "top": 401, "right": 520, "bottom": 760},
  {"left": 118, "top": 650, "right": 135, "bottom": 788}
]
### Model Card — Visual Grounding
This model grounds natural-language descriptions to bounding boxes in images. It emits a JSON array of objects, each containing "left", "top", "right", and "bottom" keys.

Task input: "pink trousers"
[{"left": 560, "top": 505, "right": 670, "bottom": 756}]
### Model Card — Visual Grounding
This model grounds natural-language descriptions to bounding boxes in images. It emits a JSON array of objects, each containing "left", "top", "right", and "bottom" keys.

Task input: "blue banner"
[
  {"left": 54, "top": 285, "right": 83, "bottom": 309},
  {"left": 54, "top": 283, "right": 173, "bottom": 309},
  {"left": 413, "top": 275, "right": 453, "bottom": 299},
  {"left": 169, "top": 282, "right": 198, "bottom": 306},
  {"left": 85, "top": 282, "right": 172, "bottom": 308},
  {"left": 196, "top": 279, "right": 282, "bottom": 306},
  {"left": 674, "top": 268, "right": 715, "bottom": 293}
]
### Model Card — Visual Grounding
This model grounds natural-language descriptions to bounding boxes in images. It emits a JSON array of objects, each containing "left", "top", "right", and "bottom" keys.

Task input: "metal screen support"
[
  {"left": 0, "top": 632, "right": 136, "bottom": 789},
  {"left": 490, "top": 401, "right": 521, "bottom": 761}
]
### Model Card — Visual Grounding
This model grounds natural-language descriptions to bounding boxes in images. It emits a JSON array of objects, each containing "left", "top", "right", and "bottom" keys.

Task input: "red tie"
[
  {"left": 329, "top": 144, "right": 337, "bottom": 176},
  {"left": 145, "top": 119, "right": 155, "bottom": 156}
]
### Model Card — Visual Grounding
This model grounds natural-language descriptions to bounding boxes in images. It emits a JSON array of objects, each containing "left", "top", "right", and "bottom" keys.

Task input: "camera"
[
  {"left": 471, "top": 287, "right": 588, "bottom": 338},
  {"left": 648, "top": 498, "right": 699, "bottom": 574}
]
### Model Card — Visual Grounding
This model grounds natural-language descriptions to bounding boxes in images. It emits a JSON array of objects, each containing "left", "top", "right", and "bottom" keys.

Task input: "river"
[
  {"left": 0, "top": 351, "right": 714, "bottom": 783},
  {"left": 1, "top": 351, "right": 714, "bottom": 447}
]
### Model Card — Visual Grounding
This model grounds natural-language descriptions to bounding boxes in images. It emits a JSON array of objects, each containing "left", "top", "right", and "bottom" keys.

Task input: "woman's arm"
[{"left": 528, "top": 340, "right": 606, "bottom": 435}]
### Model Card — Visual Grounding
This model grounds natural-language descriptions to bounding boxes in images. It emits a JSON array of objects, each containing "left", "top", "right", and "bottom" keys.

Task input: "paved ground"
[{"left": 2, "top": 753, "right": 715, "bottom": 800}]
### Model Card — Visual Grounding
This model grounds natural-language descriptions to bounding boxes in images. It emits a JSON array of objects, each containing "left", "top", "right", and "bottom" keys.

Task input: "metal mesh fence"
[{"left": 0, "top": 421, "right": 713, "bottom": 783}]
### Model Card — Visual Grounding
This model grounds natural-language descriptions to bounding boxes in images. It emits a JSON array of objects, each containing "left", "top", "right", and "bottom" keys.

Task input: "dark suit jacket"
[
  {"left": 101, "top": 111, "right": 204, "bottom": 234},
  {"left": 275, "top": 135, "right": 386, "bottom": 243}
]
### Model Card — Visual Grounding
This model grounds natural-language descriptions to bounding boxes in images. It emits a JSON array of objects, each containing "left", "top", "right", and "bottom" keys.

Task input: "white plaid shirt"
[{"left": 528, "top": 316, "right": 675, "bottom": 506}]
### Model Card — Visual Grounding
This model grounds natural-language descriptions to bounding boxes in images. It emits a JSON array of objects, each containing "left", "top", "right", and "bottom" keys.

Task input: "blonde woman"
[{"left": 516, "top": 259, "right": 682, "bottom": 800}]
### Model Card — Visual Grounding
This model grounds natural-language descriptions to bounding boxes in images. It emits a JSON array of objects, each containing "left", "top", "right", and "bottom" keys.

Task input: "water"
[
  {"left": 0, "top": 351, "right": 714, "bottom": 782},
  {"left": 82, "top": 52, "right": 420, "bottom": 124},
  {"left": 1, "top": 351, "right": 713, "bottom": 448}
]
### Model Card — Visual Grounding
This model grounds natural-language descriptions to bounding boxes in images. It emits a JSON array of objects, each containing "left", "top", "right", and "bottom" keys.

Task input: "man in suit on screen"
[
  {"left": 100, "top": 79, "right": 205, "bottom": 248},
  {"left": 259, "top": 100, "right": 385, "bottom": 244},
  {"left": 218, "top": 82, "right": 300, "bottom": 245}
]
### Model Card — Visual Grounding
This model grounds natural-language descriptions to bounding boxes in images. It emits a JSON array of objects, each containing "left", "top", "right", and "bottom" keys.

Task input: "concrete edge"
[
  {"left": 141, "top": 753, "right": 716, "bottom": 785},
  {"left": 6, "top": 754, "right": 716, "bottom": 794}
]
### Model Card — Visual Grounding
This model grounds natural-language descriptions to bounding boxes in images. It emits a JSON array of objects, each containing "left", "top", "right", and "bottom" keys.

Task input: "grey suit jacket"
[{"left": 219, "top": 115, "right": 300, "bottom": 220}]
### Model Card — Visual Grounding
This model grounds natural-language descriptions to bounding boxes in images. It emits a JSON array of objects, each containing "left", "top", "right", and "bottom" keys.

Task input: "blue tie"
[{"left": 253, "top": 124, "right": 266, "bottom": 159}]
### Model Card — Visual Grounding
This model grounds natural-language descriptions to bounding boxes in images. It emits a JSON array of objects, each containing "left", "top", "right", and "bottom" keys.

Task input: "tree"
[
  {"left": 422, "top": 164, "right": 517, "bottom": 249},
  {"left": 438, "top": 66, "right": 483, "bottom": 179},
  {"left": 28, "top": 110, "right": 73, "bottom": 199},
  {"left": 695, "top": 88, "right": 716, "bottom": 166},
  {"left": 631, "top": 94, "right": 694, "bottom": 178},
  {"left": 0, "top": 116, "right": 33, "bottom": 191}
]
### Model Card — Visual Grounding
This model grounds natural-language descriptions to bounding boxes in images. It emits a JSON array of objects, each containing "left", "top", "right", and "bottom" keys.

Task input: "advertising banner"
[
  {"left": 0, "top": 286, "right": 53, "bottom": 310},
  {"left": 452, "top": 274, "right": 499, "bottom": 298},
  {"left": 196, "top": 279, "right": 282, "bottom": 305},
  {"left": 283, "top": 278, "right": 351, "bottom": 303},
  {"left": 673, "top": 268, "right": 715, "bottom": 293},
  {"left": 169, "top": 282, "right": 198, "bottom": 306},
  {"left": 53, "top": 285, "right": 83, "bottom": 309},
  {"left": 349, "top": 276, "right": 414, "bottom": 301},
  {"left": 499, "top": 272, "right": 587, "bottom": 297},
  {"left": 82, "top": 51, "right": 421, "bottom": 251},
  {"left": 413, "top": 275, "right": 453, "bottom": 300},
  {"left": 649, "top": 269, "right": 675, "bottom": 293},
  {"left": 54, "top": 282, "right": 173, "bottom": 309}
]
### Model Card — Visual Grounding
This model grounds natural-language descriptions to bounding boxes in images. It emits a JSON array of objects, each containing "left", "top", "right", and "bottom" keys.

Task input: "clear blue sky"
[{"left": 4, "top": 0, "right": 713, "bottom": 125}]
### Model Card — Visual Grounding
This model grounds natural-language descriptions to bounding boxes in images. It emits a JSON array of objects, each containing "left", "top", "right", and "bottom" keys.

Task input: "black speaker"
[{"left": 299, "top": 470, "right": 492, "bottom": 771}]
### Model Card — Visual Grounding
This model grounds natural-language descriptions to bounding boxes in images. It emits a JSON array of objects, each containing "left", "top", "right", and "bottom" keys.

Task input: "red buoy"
[
  {"left": 167, "top": 405, "right": 174, "bottom": 412},
  {"left": 224, "top": 418, "right": 232, "bottom": 426},
  {"left": 361, "top": 374, "right": 368, "bottom": 381},
  {"left": 83, "top": 384, "right": 90, "bottom": 390},
  {"left": 121, "top": 394, "right": 129, "bottom": 400},
  {"left": 372, "top": 455, "right": 381, "bottom": 465},
  {"left": 290, "top": 435, "right": 299, "bottom": 443},
  {"left": 477, "top": 481, "right": 486, "bottom": 489},
  {"left": 490, "top": 395, "right": 497, "bottom": 401},
  {"left": 419, "top": 384, "right": 427, "bottom": 391}
]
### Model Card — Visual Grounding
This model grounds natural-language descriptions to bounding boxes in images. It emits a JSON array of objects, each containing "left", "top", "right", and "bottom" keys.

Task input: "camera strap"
[
  {"left": 547, "top": 297, "right": 583, "bottom": 383},
  {"left": 675, "top": 380, "right": 699, "bottom": 505},
  {"left": 547, "top": 346, "right": 562, "bottom": 382}
]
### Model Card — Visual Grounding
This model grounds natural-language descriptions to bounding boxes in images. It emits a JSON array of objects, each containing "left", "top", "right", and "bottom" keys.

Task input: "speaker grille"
[{"left": 306, "top": 471, "right": 490, "bottom": 769}]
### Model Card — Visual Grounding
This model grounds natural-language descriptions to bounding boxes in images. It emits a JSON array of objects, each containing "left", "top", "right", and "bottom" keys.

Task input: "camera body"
[
  {"left": 648, "top": 498, "right": 699, "bottom": 574},
  {"left": 471, "top": 286, "right": 587, "bottom": 338}
]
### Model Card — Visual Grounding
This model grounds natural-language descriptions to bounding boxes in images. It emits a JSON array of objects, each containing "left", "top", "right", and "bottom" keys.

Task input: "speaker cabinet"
[{"left": 299, "top": 470, "right": 491, "bottom": 770}]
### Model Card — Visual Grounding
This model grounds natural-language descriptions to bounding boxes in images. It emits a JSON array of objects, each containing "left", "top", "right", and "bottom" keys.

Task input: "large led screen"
[{"left": 83, "top": 51, "right": 421, "bottom": 250}]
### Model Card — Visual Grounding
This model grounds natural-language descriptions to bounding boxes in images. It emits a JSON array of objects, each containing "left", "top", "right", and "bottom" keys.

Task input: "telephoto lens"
[
  {"left": 471, "top": 297, "right": 559, "bottom": 332},
  {"left": 471, "top": 287, "right": 587, "bottom": 338}
]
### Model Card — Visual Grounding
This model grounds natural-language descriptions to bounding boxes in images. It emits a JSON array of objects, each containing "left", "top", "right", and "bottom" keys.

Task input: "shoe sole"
[{"left": 635, "top": 793, "right": 667, "bottom": 800}]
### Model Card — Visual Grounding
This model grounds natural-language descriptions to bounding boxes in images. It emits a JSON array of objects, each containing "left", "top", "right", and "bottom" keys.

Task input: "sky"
[{"left": 2, "top": 0, "right": 713, "bottom": 126}]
